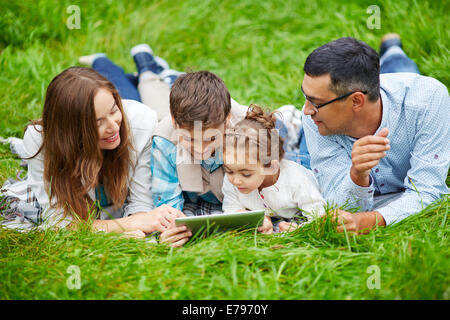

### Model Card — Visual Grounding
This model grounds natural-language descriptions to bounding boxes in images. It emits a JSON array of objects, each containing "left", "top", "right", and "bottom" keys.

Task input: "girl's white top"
[
  {"left": 23, "top": 99, "right": 157, "bottom": 228},
  {"left": 222, "top": 159, "right": 326, "bottom": 222}
]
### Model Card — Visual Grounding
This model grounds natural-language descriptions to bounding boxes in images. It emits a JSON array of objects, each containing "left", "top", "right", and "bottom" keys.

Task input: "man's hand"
[
  {"left": 333, "top": 209, "right": 386, "bottom": 234},
  {"left": 258, "top": 216, "right": 274, "bottom": 234},
  {"left": 350, "top": 128, "right": 390, "bottom": 187}
]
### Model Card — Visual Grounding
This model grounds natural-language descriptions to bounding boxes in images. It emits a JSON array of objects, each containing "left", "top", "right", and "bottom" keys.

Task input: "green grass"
[{"left": 0, "top": 0, "right": 449, "bottom": 299}]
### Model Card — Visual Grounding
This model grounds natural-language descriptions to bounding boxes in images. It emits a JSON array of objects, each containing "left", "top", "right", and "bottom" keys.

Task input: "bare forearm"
[{"left": 91, "top": 212, "right": 145, "bottom": 233}]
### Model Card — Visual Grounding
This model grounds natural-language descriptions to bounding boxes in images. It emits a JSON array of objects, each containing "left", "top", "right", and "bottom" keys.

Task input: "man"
[{"left": 300, "top": 35, "right": 449, "bottom": 233}]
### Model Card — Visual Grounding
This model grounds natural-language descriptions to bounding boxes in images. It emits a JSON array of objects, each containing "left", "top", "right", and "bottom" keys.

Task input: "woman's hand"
[
  {"left": 131, "top": 204, "right": 184, "bottom": 234},
  {"left": 258, "top": 216, "right": 274, "bottom": 234},
  {"left": 160, "top": 225, "right": 192, "bottom": 248},
  {"left": 121, "top": 229, "right": 146, "bottom": 239}
]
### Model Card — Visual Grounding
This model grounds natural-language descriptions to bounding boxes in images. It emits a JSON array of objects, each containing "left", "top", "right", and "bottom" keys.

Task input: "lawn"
[{"left": 0, "top": 0, "right": 449, "bottom": 300}]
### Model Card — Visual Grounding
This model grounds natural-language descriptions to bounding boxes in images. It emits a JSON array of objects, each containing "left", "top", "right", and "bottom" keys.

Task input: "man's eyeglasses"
[{"left": 301, "top": 86, "right": 367, "bottom": 110}]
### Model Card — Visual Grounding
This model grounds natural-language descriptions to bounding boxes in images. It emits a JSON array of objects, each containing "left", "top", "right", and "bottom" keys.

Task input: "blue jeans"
[
  {"left": 92, "top": 57, "right": 142, "bottom": 102},
  {"left": 380, "top": 46, "right": 420, "bottom": 74},
  {"left": 297, "top": 45, "right": 420, "bottom": 170}
]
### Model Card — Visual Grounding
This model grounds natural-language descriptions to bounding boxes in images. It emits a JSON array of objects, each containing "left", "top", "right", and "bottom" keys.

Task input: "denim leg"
[
  {"left": 380, "top": 46, "right": 420, "bottom": 74},
  {"left": 92, "top": 57, "right": 142, "bottom": 101},
  {"left": 276, "top": 118, "right": 311, "bottom": 169},
  {"left": 125, "top": 73, "right": 139, "bottom": 87},
  {"left": 275, "top": 119, "right": 289, "bottom": 151},
  {"left": 298, "top": 126, "right": 311, "bottom": 170}
]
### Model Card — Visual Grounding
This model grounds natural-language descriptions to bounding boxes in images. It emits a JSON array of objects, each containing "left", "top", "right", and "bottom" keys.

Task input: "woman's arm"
[{"left": 76, "top": 204, "right": 184, "bottom": 234}]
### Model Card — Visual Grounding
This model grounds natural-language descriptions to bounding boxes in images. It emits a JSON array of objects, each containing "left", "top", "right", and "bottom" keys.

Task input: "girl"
[
  {"left": 222, "top": 105, "right": 326, "bottom": 233},
  {"left": 2, "top": 67, "right": 185, "bottom": 240}
]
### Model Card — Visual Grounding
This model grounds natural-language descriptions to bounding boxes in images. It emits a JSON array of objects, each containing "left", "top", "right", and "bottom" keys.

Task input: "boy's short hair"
[{"left": 169, "top": 70, "right": 231, "bottom": 128}]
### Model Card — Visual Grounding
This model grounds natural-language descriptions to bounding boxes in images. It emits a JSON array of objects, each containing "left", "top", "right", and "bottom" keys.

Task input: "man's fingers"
[
  {"left": 354, "top": 144, "right": 390, "bottom": 155},
  {"left": 355, "top": 135, "right": 389, "bottom": 147},
  {"left": 353, "top": 152, "right": 387, "bottom": 163},
  {"left": 336, "top": 224, "right": 358, "bottom": 235},
  {"left": 331, "top": 209, "right": 347, "bottom": 224},
  {"left": 376, "top": 127, "right": 389, "bottom": 138},
  {"left": 353, "top": 160, "right": 381, "bottom": 172}
]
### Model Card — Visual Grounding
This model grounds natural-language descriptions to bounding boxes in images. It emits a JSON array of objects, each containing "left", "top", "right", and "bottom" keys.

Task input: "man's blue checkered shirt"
[{"left": 302, "top": 72, "right": 450, "bottom": 225}]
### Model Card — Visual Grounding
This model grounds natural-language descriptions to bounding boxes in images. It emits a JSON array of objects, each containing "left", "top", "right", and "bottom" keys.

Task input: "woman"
[{"left": 18, "top": 66, "right": 183, "bottom": 237}]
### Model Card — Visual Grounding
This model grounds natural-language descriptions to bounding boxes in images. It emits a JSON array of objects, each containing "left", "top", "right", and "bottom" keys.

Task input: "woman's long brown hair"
[{"left": 30, "top": 67, "right": 133, "bottom": 221}]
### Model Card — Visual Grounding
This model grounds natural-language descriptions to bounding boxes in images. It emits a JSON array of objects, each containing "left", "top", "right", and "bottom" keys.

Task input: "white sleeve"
[
  {"left": 121, "top": 100, "right": 158, "bottom": 216},
  {"left": 23, "top": 126, "right": 72, "bottom": 228},
  {"left": 122, "top": 133, "right": 155, "bottom": 216},
  {"left": 221, "top": 174, "right": 246, "bottom": 213},
  {"left": 292, "top": 166, "right": 326, "bottom": 221}
]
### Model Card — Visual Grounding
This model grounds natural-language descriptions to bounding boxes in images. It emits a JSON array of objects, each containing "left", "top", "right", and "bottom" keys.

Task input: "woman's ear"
[{"left": 262, "top": 159, "right": 280, "bottom": 175}]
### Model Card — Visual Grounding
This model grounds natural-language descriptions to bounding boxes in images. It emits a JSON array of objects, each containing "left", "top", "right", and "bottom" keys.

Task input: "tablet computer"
[{"left": 175, "top": 210, "right": 265, "bottom": 234}]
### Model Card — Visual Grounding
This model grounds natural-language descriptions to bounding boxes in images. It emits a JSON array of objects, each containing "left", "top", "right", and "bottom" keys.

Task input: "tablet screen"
[{"left": 175, "top": 210, "right": 265, "bottom": 234}]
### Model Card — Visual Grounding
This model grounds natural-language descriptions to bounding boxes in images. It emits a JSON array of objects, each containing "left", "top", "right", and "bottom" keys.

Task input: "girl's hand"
[
  {"left": 279, "top": 221, "right": 300, "bottom": 232},
  {"left": 160, "top": 225, "right": 192, "bottom": 248},
  {"left": 258, "top": 216, "right": 274, "bottom": 234}
]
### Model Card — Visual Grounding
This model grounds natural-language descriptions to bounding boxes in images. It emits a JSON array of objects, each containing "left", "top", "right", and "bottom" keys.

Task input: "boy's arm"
[{"left": 150, "top": 136, "right": 184, "bottom": 211}]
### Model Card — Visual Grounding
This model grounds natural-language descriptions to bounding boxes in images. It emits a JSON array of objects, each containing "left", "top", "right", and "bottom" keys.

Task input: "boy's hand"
[
  {"left": 258, "top": 216, "right": 274, "bottom": 234},
  {"left": 279, "top": 221, "right": 300, "bottom": 232},
  {"left": 160, "top": 225, "right": 193, "bottom": 248}
]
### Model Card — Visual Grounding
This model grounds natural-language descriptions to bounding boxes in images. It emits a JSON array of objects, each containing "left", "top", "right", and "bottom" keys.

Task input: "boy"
[{"left": 150, "top": 71, "right": 248, "bottom": 219}]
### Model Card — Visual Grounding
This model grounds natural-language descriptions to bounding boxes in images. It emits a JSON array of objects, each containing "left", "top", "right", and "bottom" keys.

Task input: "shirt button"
[
  {"left": 380, "top": 184, "right": 384, "bottom": 187},
  {"left": 158, "top": 196, "right": 161, "bottom": 201},
  {"left": 375, "top": 168, "right": 379, "bottom": 173}
]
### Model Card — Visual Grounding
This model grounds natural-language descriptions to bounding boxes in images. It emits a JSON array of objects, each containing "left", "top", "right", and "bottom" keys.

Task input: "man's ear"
[
  {"left": 262, "top": 159, "right": 280, "bottom": 175},
  {"left": 351, "top": 92, "right": 366, "bottom": 112}
]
